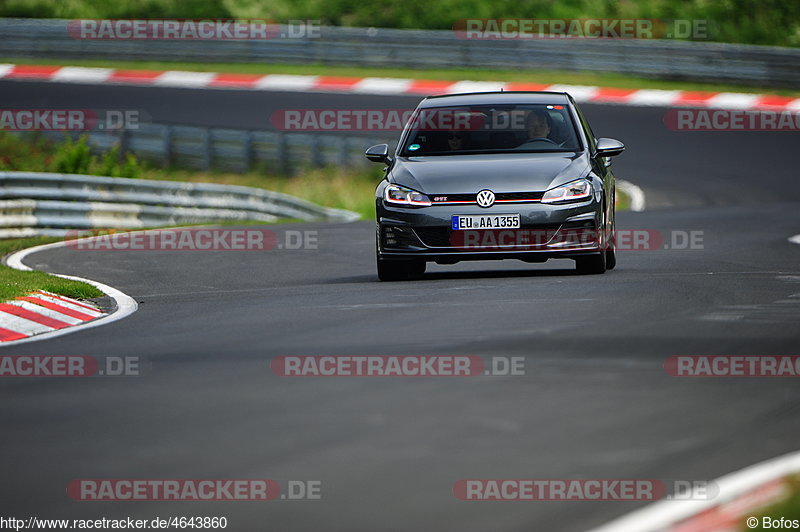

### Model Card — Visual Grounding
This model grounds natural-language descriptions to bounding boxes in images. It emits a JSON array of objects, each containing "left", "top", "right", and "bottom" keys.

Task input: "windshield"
[{"left": 399, "top": 103, "right": 581, "bottom": 156}]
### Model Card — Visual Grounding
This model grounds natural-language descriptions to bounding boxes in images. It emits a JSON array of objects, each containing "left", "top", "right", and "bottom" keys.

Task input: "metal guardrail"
[
  {"left": 1, "top": 18, "right": 799, "bottom": 87},
  {"left": 0, "top": 171, "right": 360, "bottom": 238},
  {"left": 35, "top": 125, "right": 386, "bottom": 174}
]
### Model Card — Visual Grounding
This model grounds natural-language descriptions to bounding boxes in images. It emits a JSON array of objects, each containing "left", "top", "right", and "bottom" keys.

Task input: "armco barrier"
[
  {"left": 0, "top": 172, "right": 359, "bottom": 237},
  {"left": 32, "top": 125, "right": 387, "bottom": 174},
  {"left": 0, "top": 19, "right": 799, "bottom": 87}
]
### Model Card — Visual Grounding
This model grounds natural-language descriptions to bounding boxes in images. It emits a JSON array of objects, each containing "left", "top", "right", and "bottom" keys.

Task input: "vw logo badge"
[{"left": 476, "top": 189, "right": 495, "bottom": 208}]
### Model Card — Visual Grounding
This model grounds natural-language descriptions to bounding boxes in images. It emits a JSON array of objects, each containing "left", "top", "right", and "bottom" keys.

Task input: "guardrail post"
[
  {"left": 337, "top": 137, "right": 349, "bottom": 167},
  {"left": 203, "top": 128, "right": 213, "bottom": 170},
  {"left": 118, "top": 128, "right": 130, "bottom": 161},
  {"left": 277, "top": 132, "right": 290, "bottom": 175},
  {"left": 311, "top": 134, "right": 323, "bottom": 167},
  {"left": 162, "top": 125, "right": 173, "bottom": 167},
  {"left": 243, "top": 131, "right": 254, "bottom": 172}
]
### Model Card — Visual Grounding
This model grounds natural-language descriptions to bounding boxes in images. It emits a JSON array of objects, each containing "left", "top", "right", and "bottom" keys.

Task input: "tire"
[
  {"left": 377, "top": 259, "right": 426, "bottom": 281},
  {"left": 605, "top": 246, "right": 617, "bottom": 270},
  {"left": 603, "top": 199, "right": 616, "bottom": 270},
  {"left": 575, "top": 252, "right": 606, "bottom": 275}
]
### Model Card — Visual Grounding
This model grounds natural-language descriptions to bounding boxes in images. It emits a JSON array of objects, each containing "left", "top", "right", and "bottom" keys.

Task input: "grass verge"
[
  {"left": 0, "top": 237, "right": 104, "bottom": 301},
  {"left": 749, "top": 475, "right": 800, "bottom": 530},
  {"left": 3, "top": 57, "right": 799, "bottom": 98}
]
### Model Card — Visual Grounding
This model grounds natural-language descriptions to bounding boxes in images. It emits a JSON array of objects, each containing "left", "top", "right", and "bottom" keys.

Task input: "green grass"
[
  {"left": 0, "top": 237, "right": 104, "bottom": 301},
  {"left": 4, "top": 57, "right": 800, "bottom": 98},
  {"left": 748, "top": 475, "right": 800, "bottom": 530}
]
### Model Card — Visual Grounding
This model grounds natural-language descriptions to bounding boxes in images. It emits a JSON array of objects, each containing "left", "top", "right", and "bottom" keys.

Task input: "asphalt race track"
[{"left": 1, "top": 80, "right": 800, "bottom": 531}]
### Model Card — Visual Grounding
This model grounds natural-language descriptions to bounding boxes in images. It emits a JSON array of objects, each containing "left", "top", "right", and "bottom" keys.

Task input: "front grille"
[
  {"left": 430, "top": 191, "right": 544, "bottom": 204},
  {"left": 496, "top": 192, "right": 545, "bottom": 201}
]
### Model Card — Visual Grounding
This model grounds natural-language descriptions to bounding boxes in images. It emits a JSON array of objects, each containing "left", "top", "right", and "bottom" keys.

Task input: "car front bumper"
[{"left": 377, "top": 198, "right": 604, "bottom": 263}]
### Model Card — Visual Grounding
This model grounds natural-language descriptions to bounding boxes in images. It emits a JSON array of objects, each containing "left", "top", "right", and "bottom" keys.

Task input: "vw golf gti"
[{"left": 367, "top": 91, "right": 625, "bottom": 281}]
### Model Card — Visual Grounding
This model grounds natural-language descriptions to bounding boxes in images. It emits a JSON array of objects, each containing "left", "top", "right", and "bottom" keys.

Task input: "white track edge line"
[
  {"left": 617, "top": 179, "right": 646, "bottom": 212},
  {"left": 1, "top": 241, "right": 138, "bottom": 347},
  {"left": 789, "top": 234, "right": 800, "bottom": 245},
  {"left": 587, "top": 448, "right": 800, "bottom": 532}
]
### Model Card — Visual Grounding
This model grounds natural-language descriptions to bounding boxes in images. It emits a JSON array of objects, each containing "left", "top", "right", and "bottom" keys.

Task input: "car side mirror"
[
  {"left": 365, "top": 144, "right": 392, "bottom": 164},
  {"left": 596, "top": 138, "right": 625, "bottom": 157}
]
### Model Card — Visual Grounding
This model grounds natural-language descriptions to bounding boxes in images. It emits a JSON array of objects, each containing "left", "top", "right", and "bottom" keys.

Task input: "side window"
[{"left": 573, "top": 103, "right": 597, "bottom": 153}]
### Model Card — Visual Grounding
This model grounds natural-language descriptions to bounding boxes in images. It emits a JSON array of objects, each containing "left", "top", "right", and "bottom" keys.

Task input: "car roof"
[{"left": 417, "top": 91, "right": 572, "bottom": 108}]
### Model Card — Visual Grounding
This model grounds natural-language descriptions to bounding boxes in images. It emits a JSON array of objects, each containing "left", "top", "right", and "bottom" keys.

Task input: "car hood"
[{"left": 389, "top": 152, "right": 590, "bottom": 194}]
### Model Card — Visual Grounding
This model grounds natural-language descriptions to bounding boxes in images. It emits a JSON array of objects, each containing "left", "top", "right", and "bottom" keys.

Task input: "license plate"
[{"left": 451, "top": 214, "right": 521, "bottom": 230}]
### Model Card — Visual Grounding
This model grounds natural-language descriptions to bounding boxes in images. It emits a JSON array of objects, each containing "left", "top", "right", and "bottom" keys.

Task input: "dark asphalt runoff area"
[{"left": 1, "top": 80, "right": 800, "bottom": 531}]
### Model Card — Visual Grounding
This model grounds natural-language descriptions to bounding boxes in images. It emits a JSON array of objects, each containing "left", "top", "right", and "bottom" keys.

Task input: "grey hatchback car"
[{"left": 366, "top": 91, "right": 625, "bottom": 281}]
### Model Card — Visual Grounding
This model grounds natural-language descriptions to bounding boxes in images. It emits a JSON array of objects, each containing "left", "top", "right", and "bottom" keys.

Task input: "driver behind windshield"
[
  {"left": 447, "top": 131, "right": 467, "bottom": 151},
  {"left": 520, "top": 109, "right": 554, "bottom": 145}
]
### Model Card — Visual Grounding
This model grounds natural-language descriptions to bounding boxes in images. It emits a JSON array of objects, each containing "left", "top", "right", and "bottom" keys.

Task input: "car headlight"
[
  {"left": 541, "top": 179, "right": 592, "bottom": 204},
  {"left": 384, "top": 184, "right": 432, "bottom": 207}
]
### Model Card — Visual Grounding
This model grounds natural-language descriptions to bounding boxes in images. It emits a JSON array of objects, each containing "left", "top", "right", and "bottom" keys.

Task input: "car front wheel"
[
  {"left": 575, "top": 252, "right": 607, "bottom": 275},
  {"left": 605, "top": 245, "right": 617, "bottom": 270},
  {"left": 605, "top": 222, "right": 617, "bottom": 270},
  {"left": 377, "top": 258, "right": 426, "bottom": 281}
]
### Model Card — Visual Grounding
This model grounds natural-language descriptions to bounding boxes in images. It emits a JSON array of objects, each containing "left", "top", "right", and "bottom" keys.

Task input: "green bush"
[
  {"left": 99, "top": 146, "right": 143, "bottom": 178},
  {"left": 0, "top": 132, "right": 144, "bottom": 178},
  {"left": 0, "top": 0, "right": 231, "bottom": 19},
  {"left": 52, "top": 135, "right": 92, "bottom": 174}
]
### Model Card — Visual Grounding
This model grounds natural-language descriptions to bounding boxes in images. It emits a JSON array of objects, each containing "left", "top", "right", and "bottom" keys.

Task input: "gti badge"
[{"left": 476, "top": 189, "right": 495, "bottom": 208}]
